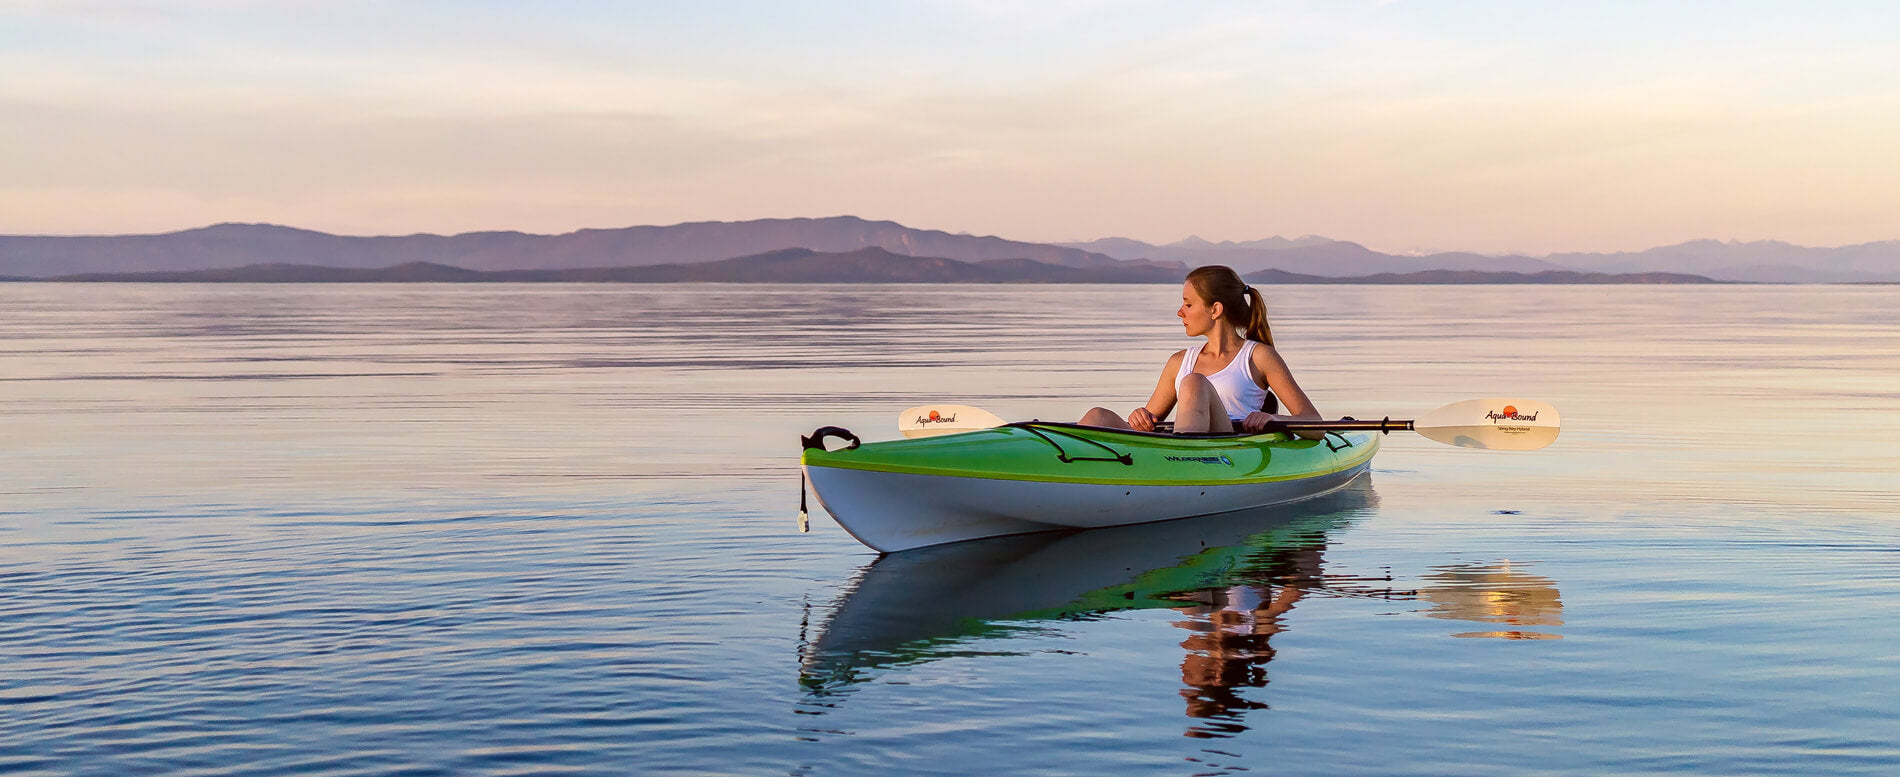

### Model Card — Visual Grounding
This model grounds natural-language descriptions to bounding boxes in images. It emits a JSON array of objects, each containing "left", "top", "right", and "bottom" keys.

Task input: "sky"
[{"left": 3, "top": 0, "right": 1898, "bottom": 254}]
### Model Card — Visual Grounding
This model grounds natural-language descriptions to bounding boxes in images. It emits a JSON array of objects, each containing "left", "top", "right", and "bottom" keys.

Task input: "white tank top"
[{"left": 1176, "top": 340, "right": 1272, "bottom": 421}]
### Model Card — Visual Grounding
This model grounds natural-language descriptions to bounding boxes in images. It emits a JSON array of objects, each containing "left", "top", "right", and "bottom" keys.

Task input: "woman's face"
[{"left": 1178, "top": 281, "right": 1222, "bottom": 337}]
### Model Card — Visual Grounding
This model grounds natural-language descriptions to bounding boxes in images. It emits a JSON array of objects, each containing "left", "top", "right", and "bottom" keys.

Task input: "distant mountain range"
[
  {"left": 1, "top": 216, "right": 1893, "bottom": 282},
  {"left": 37, "top": 248, "right": 1716, "bottom": 285}
]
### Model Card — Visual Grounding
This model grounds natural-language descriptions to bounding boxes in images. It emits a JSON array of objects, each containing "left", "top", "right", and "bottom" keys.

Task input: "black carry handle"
[
  {"left": 800, "top": 426, "right": 861, "bottom": 452},
  {"left": 797, "top": 425, "right": 860, "bottom": 535}
]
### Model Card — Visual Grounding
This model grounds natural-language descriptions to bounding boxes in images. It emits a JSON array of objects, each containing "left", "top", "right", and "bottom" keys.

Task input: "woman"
[{"left": 1080, "top": 265, "right": 1322, "bottom": 435}]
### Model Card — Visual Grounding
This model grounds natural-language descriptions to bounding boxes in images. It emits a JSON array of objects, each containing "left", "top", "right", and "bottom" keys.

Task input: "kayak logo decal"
[
  {"left": 1486, "top": 405, "right": 1538, "bottom": 423},
  {"left": 1165, "top": 455, "right": 1232, "bottom": 466},
  {"left": 917, "top": 410, "right": 957, "bottom": 425}
]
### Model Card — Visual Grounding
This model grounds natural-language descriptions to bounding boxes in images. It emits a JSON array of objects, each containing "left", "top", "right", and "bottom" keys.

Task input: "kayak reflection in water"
[
  {"left": 1079, "top": 265, "right": 1324, "bottom": 437},
  {"left": 796, "top": 483, "right": 1411, "bottom": 739}
]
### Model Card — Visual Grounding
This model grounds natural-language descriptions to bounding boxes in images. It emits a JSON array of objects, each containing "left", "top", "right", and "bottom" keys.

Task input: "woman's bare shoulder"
[{"left": 1250, "top": 342, "right": 1292, "bottom": 370}]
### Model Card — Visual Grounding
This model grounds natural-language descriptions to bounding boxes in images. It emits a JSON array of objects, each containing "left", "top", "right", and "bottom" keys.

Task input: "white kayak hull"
[{"left": 804, "top": 458, "right": 1375, "bottom": 553}]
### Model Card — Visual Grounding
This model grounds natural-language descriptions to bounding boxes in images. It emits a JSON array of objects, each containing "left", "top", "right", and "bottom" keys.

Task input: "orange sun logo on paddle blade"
[
  {"left": 1502, "top": 405, "right": 1517, "bottom": 418},
  {"left": 928, "top": 411, "right": 941, "bottom": 421}
]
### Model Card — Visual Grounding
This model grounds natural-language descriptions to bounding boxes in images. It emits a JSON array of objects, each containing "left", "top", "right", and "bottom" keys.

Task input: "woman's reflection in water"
[{"left": 1164, "top": 543, "right": 1329, "bottom": 739}]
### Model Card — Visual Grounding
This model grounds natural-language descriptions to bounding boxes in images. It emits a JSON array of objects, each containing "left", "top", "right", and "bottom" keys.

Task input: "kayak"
[{"left": 800, "top": 421, "right": 1378, "bottom": 553}]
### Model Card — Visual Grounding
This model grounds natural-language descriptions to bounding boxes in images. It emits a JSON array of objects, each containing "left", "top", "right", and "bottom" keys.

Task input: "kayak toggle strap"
[
  {"left": 801, "top": 426, "right": 861, "bottom": 451},
  {"left": 1014, "top": 422, "right": 1134, "bottom": 465},
  {"left": 798, "top": 426, "right": 860, "bottom": 534},
  {"left": 798, "top": 468, "right": 809, "bottom": 533},
  {"left": 1323, "top": 417, "right": 1356, "bottom": 451}
]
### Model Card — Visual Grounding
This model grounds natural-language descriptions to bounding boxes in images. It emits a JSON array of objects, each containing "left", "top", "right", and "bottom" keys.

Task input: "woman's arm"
[
  {"left": 1130, "top": 350, "right": 1186, "bottom": 432},
  {"left": 1240, "top": 345, "right": 1324, "bottom": 437}
]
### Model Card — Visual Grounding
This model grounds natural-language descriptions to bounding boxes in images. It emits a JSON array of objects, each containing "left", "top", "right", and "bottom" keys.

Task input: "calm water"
[{"left": 3, "top": 283, "right": 1897, "bottom": 776}]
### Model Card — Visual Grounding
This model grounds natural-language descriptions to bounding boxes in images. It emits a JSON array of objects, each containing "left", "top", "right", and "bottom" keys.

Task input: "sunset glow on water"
[{"left": 3, "top": 283, "right": 1896, "bottom": 775}]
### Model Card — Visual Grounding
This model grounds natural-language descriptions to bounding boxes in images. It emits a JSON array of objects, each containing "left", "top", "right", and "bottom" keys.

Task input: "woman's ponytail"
[{"left": 1243, "top": 285, "right": 1274, "bottom": 346}]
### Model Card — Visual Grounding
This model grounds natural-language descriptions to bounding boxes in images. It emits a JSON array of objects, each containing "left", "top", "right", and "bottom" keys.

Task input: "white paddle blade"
[
  {"left": 1414, "top": 399, "right": 1561, "bottom": 451},
  {"left": 897, "top": 404, "right": 1008, "bottom": 438}
]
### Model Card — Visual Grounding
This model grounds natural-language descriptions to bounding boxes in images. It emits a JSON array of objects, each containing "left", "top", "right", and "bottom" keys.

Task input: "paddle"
[
  {"left": 897, "top": 398, "right": 1561, "bottom": 451},
  {"left": 896, "top": 404, "right": 1009, "bottom": 439}
]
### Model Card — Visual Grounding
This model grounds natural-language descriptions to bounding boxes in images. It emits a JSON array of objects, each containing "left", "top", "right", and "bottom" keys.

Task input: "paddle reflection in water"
[
  {"left": 798, "top": 476, "right": 1410, "bottom": 738},
  {"left": 1418, "top": 561, "right": 1565, "bottom": 640}
]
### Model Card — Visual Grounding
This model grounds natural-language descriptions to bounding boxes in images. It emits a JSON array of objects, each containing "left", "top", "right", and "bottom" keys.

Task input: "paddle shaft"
[
  {"left": 901, "top": 398, "right": 1558, "bottom": 449},
  {"left": 1154, "top": 417, "right": 1413, "bottom": 434}
]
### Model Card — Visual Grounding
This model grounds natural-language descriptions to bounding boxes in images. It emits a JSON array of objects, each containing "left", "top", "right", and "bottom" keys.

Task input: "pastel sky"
[{"left": 4, "top": 0, "right": 1897, "bottom": 253}]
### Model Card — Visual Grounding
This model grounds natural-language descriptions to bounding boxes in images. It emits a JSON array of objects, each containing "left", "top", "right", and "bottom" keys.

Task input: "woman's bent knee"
[
  {"left": 1080, "top": 407, "right": 1120, "bottom": 426},
  {"left": 1179, "top": 373, "right": 1220, "bottom": 404}
]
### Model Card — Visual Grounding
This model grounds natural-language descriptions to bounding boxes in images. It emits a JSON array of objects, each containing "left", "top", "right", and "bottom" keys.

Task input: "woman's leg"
[
  {"left": 1175, "top": 374, "right": 1234, "bottom": 434},
  {"left": 1080, "top": 407, "right": 1131, "bottom": 429}
]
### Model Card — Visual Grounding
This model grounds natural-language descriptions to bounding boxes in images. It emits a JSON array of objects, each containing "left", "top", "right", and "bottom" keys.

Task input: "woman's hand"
[
  {"left": 1240, "top": 412, "right": 1279, "bottom": 433},
  {"left": 1129, "top": 407, "right": 1158, "bottom": 432}
]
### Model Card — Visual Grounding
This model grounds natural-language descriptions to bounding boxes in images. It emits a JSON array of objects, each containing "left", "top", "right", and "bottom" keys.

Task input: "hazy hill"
[
  {"left": 589, "top": 247, "right": 1179, "bottom": 283},
  {"left": 1063, "top": 236, "right": 1563, "bottom": 275},
  {"left": 1067, "top": 234, "right": 1900, "bottom": 282},
  {"left": 1253, "top": 269, "right": 1719, "bottom": 285},
  {"left": 0, "top": 216, "right": 1134, "bottom": 278},
  {"left": 1547, "top": 239, "right": 1900, "bottom": 283},
  {"left": 1064, "top": 233, "right": 1338, "bottom": 259},
  {"left": 38, "top": 249, "right": 1184, "bottom": 284}
]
